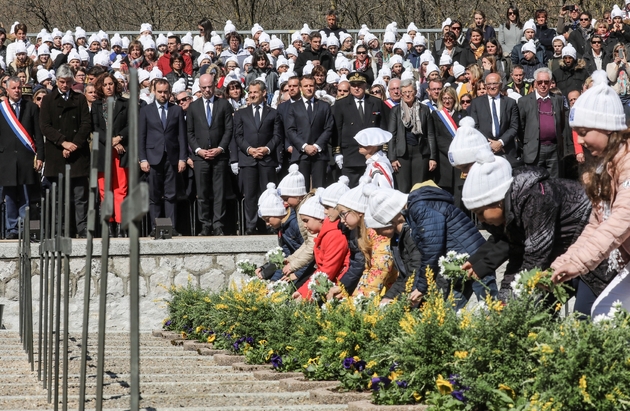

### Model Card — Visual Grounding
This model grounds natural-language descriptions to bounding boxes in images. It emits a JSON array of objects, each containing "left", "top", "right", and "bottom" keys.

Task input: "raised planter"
[
  {"left": 170, "top": 338, "right": 186, "bottom": 346},
  {"left": 232, "top": 362, "right": 273, "bottom": 372},
  {"left": 197, "top": 347, "right": 230, "bottom": 356},
  {"left": 152, "top": 329, "right": 164, "bottom": 337},
  {"left": 280, "top": 377, "right": 339, "bottom": 392},
  {"left": 253, "top": 370, "right": 304, "bottom": 381},
  {"left": 347, "top": 400, "right": 429, "bottom": 411},
  {"left": 183, "top": 340, "right": 210, "bottom": 351},
  {"left": 159, "top": 331, "right": 180, "bottom": 340},
  {"left": 309, "top": 387, "right": 371, "bottom": 404},
  {"left": 213, "top": 354, "right": 246, "bottom": 365}
]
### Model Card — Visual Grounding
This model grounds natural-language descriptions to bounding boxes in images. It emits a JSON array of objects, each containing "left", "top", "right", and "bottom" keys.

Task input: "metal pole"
[
  {"left": 62, "top": 165, "right": 72, "bottom": 411},
  {"left": 78, "top": 134, "right": 100, "bottom": 411},
  {"left": 25, "top": 207, "right": 34, "bottom": 370},
  {"left": 54, "top": 174, "right": 63, "bottom": 411},
  {"left": 47, "top": 185, "right": 56, "bottom": 401},
  {"left": 95, "top": 98, "right": 114, "bottom": 411},
  {"left": 38, "top": 194, "right": 46, "bottom": 382},
  {"left": 19, "top": 217, "right": 23, "bottom": 344}
]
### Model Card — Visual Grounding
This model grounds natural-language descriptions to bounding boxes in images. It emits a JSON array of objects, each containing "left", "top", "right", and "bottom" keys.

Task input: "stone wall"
[{"left": 0, "top": 236, "right": 278, "bottom": 332}]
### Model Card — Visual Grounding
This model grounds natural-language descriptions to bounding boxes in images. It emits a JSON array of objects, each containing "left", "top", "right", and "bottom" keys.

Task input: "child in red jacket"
[{"left": 294, "top": 189, "right": 350, "bottom": 300}]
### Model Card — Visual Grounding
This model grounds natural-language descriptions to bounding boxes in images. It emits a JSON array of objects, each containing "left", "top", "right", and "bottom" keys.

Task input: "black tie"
[
  {"left": 255, "top": 105, "right": 261, "bottom": 128},
  {"left": 307, "top": 99, "right": 313, "bottom": 122},
  {"left": 358, "top": 100, "right": 364, "bottom": 123}
]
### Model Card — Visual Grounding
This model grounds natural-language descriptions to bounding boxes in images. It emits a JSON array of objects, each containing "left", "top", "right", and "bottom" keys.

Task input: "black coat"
[
  {"left": 469, "top": 94, "right": 520, "bottom": 165},
  {"left": 553, "top": 59, "right": 589, "bottom": 97},
  {"left": 428, "top": 109, "right": 467, "bottom": 190},
  {"left": 92, "top": 97, "right": 129, "bottom": 172},
  {"left": 294, "top": 45, "right": 334, "bottom": 76},
  {"left": 138, "top": 102, "right": 187, "bottom": 166},
  {"left": 332, "top": 95, "right": 388, "bottom": 168},
  {"left": 388, "top": 102, "right": 436, "bottom": 161},
  {"left": 436, "top": 45, "right": 476, "bottom": 68},
  {"left": 384, "top": 223, "right": 422, "bottom": 300},
  {"left": 285, "top": 98, "right": 335, "bottom": 162},
  {"left": 187, "top": 97, "right": 234, "bottom": 162},
  {"left": 231, "top": 104, "right": 280, "bottom": 167},
  {"left": 39, "top": 87, "right": 92, "bottom": 178},
  {"left": 0, "top": 99, "right": 45, "bottom": 186}
]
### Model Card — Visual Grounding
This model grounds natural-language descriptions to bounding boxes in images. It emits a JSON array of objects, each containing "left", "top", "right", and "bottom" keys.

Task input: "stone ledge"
[
  {"left": 347, "top": 400, "right": 429, "bottom": 411},
  {"left": 253, "top": 370, "right": 304, "bottom": 380},
  {"left": 280, "top": 377, "right": 340, "bottom": 392},
  {"left": 0, "top": 235, "right": 278, "bottom": 259},
  {"left": 232, "top": 362, "right": 273, "bottom": 372},
  {"left": 214, "top": 354, "right": 246, "bottom": 365},
  {"left": 309, "top": 387, "right": 371, "bottom": 404}
]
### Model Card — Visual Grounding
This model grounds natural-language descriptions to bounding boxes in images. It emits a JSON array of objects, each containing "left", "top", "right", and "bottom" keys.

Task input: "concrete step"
[
  {"left": 0, "top": 372, "right": 256, "bottom": 384},
  {"left": 17, "top": 405, "right": 347, "bottom": 411}
]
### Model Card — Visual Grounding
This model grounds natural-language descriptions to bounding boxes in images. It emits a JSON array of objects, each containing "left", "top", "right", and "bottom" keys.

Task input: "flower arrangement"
[
  {"left": 265, "top": 246, "right": 285, "bottom": 267},
  {"left": 438, "top": 251, "right": 470, "bottom": 282},
  {"left": 236, "top": 259, "right": 258, "bottom": 276},
  {"left": 511, "top": 267, "right": 573, "bottom": 304}
]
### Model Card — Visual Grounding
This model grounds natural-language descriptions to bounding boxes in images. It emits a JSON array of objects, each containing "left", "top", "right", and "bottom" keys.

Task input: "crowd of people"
[{"left": 1, "top": 5, "right": 630, "bottom": 317}]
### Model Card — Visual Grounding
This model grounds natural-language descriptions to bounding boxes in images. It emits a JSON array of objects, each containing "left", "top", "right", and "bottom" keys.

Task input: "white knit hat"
[
  {"left": 364, "top": 33, "right": 377, "bottom": 47},
  {"left": 37, "top": 44, "right": 50, "bottom": 57},
  {"left": 561, "top": 43, "right": 577, "bottom": 59},
  {"left": 303, "top": 61, "right": 314, "bottom": 75},
  {"left": 299, "top": 188, "right": 326, "bottom": 220},
  {"left": 67, "top": 49, "right": 81, "bottom": 62},
  {"left": 75, "top": 27, "right": 86, "bottom": 40},
  {"left": 383, "top": 31, "right": 396, "bottom": 44},
  {"left": 439, "top": 52, "right": 453, "bottom": 66},
  {"left": 252, "top": 24, "right": 264, "bottom": 37},
  {"left": 149, "top": 66, "right": 163, "bottom": 80},
  {"left": 320, "top": 176, "right": 350, "bottom": 207},
  {"left": 523, "top": 19, "right": 537, "bottom": 33},
  {"left": 354, "top": 128, "right": 392, "bottom": 146},
  {"left": 278, "top": 164, "right": 307, "bottom": 197},
  {"left": 269, "top": 36, "right": 283, "bottom": 51},
  {"left": 448, "top": 117, "right": 494, "bottom": 166},
  {"left": 337, "top": 176, "right": 372, "bottom": 213},
  {"left": 211, "top": 33, "right": 223, "bottom": 46},
  {"left": 612, "top": 5, "right": 625, "bottom": 18},
  {"left": 407, "top": 22, "right": 419, "bottom": 33},
  {"left": 386, "top": 22, "right": 398, "bottom": 34},
  {"left": 62, "top": 33, "right": 75, "bottom": 47},
  {"left": 339, "top": 32, "right": 352, "bottom": 44},
  {"left": 300, "top": 24, "right": 311, "bottom": 35},
  {"left": 244, "top": 38, "right": 256, "bottom": 49},
  {"left": 224, "top": 20, "right": 237, "bottom": 35},
  {"left": 172, "top": 78, "right": 187, "bottom": 94},
  {"left": 285, "top": 45, "right": 299, "bottom": 57},
  {"left": 389, "top": 55, "right": 404, "bottom": 68},
  {"left": 14, "top": 41, "right": 27, "bottom": 55},
  {"left": 462, "top": 156, "right": 513, "bottom": 210},
  {"left": 442, "top": 18, "right": 452, "bottom": 29},
  {"left": 182, "top": 32, "right": 193, "bottom": 46},
  {"left": 401, "top": 34, "right": 413, "bottom": 44},
  {"left": 156, "top": 34, "right": 167, "bottom": 47},
  {"left": 140, "top": 23, "right": 153, "bottom": 34},
  {"left": 569, "top": 70, "right": 626, "bottom": 131},
  {"left": 326, "top": 70, "right": 340, "bottom": 84},
  {"left": 413, "top": 35, "right": 427, "bottom": 47},
  {"left": 258, "top": 183, "right": 287, "bottom": 217},
  {"left": 364, "top": 184, "right": 408, "bottom": 225},
  {"left": 93, "top": 52, "right": 110, "bottom": 67},
  {"left": 122, "top": 37, "right": 130, "bottom": 49},
  {"left": 521, "top": 39, "right": 536, "bottom": 54},
  {"left": 552, "top": 35, "right": 566, "bottom": 46},
  {"left": 37, "top": 66, "right": 52, "bottom": 84},
  {"left": 426, "top": 63, "right": 439, "bottom": 76},
  {"left": 111, "top": 33, "right": 123, "bottom": 48},
  {"left": 378, "top": 66, "right": 391, "bottom": 79},
  {"left": 453, "top": 62, "right": 466, "bottom": 78},
  {"left": 358, "top": 25, "right": 370, "bottom": 37},
  {"left": 420, "top": 50, "right": 435, "bottom": 64},
  {"left": 259, "top": 32, "right": 270, "bottom": 44},
  {"left": 137, "top": 68, "right": 150, "bottom": 85},
  {"left": 392, "top": 41, "right": 406, "bottom": 54},
  {"left": 365, "top": 208, "right": 392, "bottom": 228},
  {"left": 291, "top": 31, "right": 302, "bottom": 44},
  {"left": 327, "top": 33, "right": 340, "bottom": 47}
]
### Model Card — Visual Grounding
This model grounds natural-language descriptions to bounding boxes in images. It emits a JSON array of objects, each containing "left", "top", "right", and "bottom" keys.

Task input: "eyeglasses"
[
  {"left": 176, "top": 97, "right": 191, "bottom": 104},
  {"left": 591, "top": 41, "right": 602, "bottom": 44},
  {"left": 508, "top": 11, "right": 516, "bottom": 15},
  {"left": 444, "top": 38, "right": 454, "bottom": 42},
  {"left": 35, "top": 96, "right": 43, "bottom": 101},
  {"left": 537, "top": 80, "right": 550, "bottom": 85},
  {"left": 580, "top": 18, "right": 590, "bottom": 21},
  {"left": 461, "top": 99, "right": 471, "bottom": 104},
  {"left": 339, "top": 210, "right": 353, "bottom": 221},
  {"left": 451, "top": 26, "right": 461, "bottom": 30},
  {"left": 356, "top": 51, "right": 367, "bottom": 55},
  {"left": 370, "top": 89, "right": 382, "bottom": 94}
]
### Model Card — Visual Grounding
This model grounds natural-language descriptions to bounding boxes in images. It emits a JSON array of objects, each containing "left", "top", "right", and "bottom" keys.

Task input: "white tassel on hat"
[
  {"left": 278, "top": 164, "right": 306, "bottom": 197},
  {"left": 258, "top": 183, "right": 287, "bottom": 218},
  {"left": 448, "top": 117, "right": 494, "bottom": 167}
]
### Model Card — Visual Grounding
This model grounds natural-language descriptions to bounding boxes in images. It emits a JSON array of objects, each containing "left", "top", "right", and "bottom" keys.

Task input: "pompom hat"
[
  {"left": 448, "top": 117, "right": 494, "bottom": 166},
  {"left": 320, "top": 176, "right": 350, "bottom": 207},
  {"left": 569, "top": 70, "right": 626, "bottom": 131},
  {"left": 364, "top": 184, "right": 408, "bottom": 225},
  {"left": 299, "top": 188, "right": 326, "bottom": 220},
  {"left": 278, "top": 164, "right": 307, "bottom": 196},
  {"left": 462, "top": 155, "right": 513, "bottom": 210},
  {"left": 337, "top": 176, "right": 372, "bottom": 213},
  {"left": 258, "top": 183, "right": 287, "bottom": 217}
]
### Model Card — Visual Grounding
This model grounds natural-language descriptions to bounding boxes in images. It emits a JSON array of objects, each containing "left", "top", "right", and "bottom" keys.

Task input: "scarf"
[
  {"left": 401, "top": 100, "right": 423, "bottom": 135},
  {"left": 355, "top": 57, "right": 370, "bottom": 72}
]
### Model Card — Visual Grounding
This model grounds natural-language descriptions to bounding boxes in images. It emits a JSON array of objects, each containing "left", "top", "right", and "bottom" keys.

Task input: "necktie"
[
  {"left": 358, "top": 100, "right": 364, "bottom": 123},
  {"left": 160, "top": 105, "right": 167, "bottom": 129},
  {"left": 491, "top": 98, "right": 500, "bottom": 138},
  {"left": 206, "top": 99, "right": 212, "bottom": 127},
  {"left": 307, "top": 99, "right": 313, "bottom": 122},
  {"left": 255, "top": 105, "right": 261, "bottom": 128},
  {"left": 12, "top": 103, "right": 19, "bottom": 118}
]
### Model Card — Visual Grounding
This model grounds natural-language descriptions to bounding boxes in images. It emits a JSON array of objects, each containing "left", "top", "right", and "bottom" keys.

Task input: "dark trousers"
[
  {"left": 239, "top": 164, "right": 277, "bottom": 230},
  {"left": 535, "top": 143, "right": 559, "bottom": 179},
  {"left": 5, "top": 185, "right": 35, "bottom": 235},
  {"left": 47, "top": 176, "right": 88, "bottom": 236},
  {"left": 148, "top": 152, "right": 177, "bottom": 229},
  {"left": 297, "top": 157, "right": 328, "bottom": 190},
  {"left": 193, "top": 158, "right": 226, "bottom": 230},
  {"left": 341, "top": 165, "right": 366, "bottom": 188},
  {"left": 395, "top": 144, "right": 430, "bottom": 193}
]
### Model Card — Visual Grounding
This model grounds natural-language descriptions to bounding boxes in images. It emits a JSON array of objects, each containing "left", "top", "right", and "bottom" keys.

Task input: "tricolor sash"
[
  {"left": 0, "top": 100, "right": 36, "bottom": 154},
  {"left": 371, "top": 162, "right": 393, "bottom": 187},
  {"left": 436, "top": 109, "right": 458, "bottom": 138}
]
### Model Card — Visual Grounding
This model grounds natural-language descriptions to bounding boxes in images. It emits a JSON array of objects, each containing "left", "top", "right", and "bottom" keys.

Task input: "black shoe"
[
  {"left": 77, "top": 229, "right": 87, "bottom": 238},
  {"left": 5, "top": 232, "right": 18, "bottom": 240},
  {"left": 149, "top": 229, "right": 156, "bottom": 238},
  {"left": 118, "top": 227, "right": 127, "bottom": 238},
  {"left": 212, "top": 227, "right": 224, "bottom": 236},
  {"left": 109, "top": 222, "right": 118, "bottom": 237},
  {"left": 198, "top": 227, "right": 212, "bottom": 236},
  {"left": 172, "top": 228, "right": 182, "bottom": 237},
  {"left": 245, "top": 228, "right": 256, "bottom": 235}
]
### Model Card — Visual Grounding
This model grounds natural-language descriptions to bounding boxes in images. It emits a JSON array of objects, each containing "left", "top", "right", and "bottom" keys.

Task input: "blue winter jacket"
[{"left": 405, "top": 186, "right": 486, "bottom": 292}]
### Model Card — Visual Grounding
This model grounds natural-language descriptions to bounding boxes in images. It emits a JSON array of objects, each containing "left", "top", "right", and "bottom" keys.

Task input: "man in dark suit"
[
  {"left": 332, "top": 72, "right": 388, "bottom": 187},
  {"left": 285, "top": 75, "right": 335, "bottom": 190},
  {"left": 518, "top": 67, "right": 567, "bottom": 178},
  {"left": 40, "top": 64, "right": 92, "bottom": 237},
  {"left": 470, "top": 73, "right": 521, "bottom": 166},
  {"left": 187, "top": 73, "right": 233, "bottom": 236},
  {"left": 138, "top": 78, "right": 187, "bottom": 236},
  {"left": 1, "top": 77, "right": 44, "bottom": 239},
  {"left": 274, "top": 76, "right": 301, "bottom": 180},
  {"left": 231, "top": 80, "right": 281, "bottom": 235}
]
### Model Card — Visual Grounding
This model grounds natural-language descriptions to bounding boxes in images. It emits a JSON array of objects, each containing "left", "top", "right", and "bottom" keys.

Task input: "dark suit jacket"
[
  {"left": 388, "top": 103, "right": 436, "bottom": 160},
  {"left": 92, "top": 97, "right": 129, "bottom": 172},
  {"left": 518, "top": 93, "right": 568, "bottom": 164},
  {"left": 470, "top": 94, "right": 520, "bottom": 163},
  {"left": 0, "top": 99, "right": 44, "bottom": 186},
  {"left": 286, "top": 98, "right": 335, "bottom": 163},
  {"left": 428, "top": 109, "right": 467, "bottom": 189},
  {"left": 332, "top": 95, "right": 388, "bottom": 168},
  {"left": 275, "top": 100, "right": 293, "bottom": 165},
  {"left": 231, "top": 104, "right": 280, "bottom": 167},
  {"left": 40, "top": 87, "right": 91, "bottom": 178},
  {"left": 187, "top": 97, "right": 233, "bottom": 162},
  {"left": 138, "top": 102, "right": 187, "bottom": 166}
]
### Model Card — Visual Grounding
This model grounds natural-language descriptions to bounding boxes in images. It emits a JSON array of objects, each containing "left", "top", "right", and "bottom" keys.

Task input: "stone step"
[
  {"left": 0, "top": 372, "right": 256, "bottom": 384},
  {"left": 15, "top": 405, "right": 348, "bottom": 411}
]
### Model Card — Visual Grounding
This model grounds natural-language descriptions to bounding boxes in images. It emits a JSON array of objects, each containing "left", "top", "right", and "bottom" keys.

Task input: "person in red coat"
[{"left": 157, "top": 34, "right": 193, "bottom": 76}]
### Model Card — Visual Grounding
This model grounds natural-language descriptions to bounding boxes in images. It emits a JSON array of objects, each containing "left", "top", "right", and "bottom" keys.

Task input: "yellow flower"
[
  {"left": 366, "top": 361, "right": 377, "bottom": 369},
  {"left": 285, "top": 345, "right": 294, "bottom": 351},
  {"left": 316, "top": 336, "right": 328, "bottom": 342},
  {"left": 400, "top": 312, "right": 418, "bottom": 334},
  {"left": 162, "top": 318, "right": 170, "bottom": 324},
  {"left": 413, "top": 391, "right": 422, "bottom": 402},
  {"left": 336, "top": 337, "right": 345, "bottom": 343},
  {"left": 540, "top": 344, "right": 554, "bottom": 354},
  {"left": 389, "top": 370, "right": 402, "bottom": 381},
  {"left": 353, "top": 356, "right": 360, "bottom": 362},
  {"left": 528, "top": 332, "right": 538, "bottom": 340},
  {"left": 204, "top": 296, "right": 211, "bottom": 303},
  {"left": 195, "top": 326, "right": 203, "bottom": 334},
  {"left": 183, "top": 315, "right": 188, "bottom": 319},
  {"left": 207, "top": 334, "right": 216, "bottom": 343},
  {"left": 579, "top": 375, "right": 592, "bottom": 403},
  {"left": 307, "top": 357, "right": 319, "bottom": 365},
  {"left": 265, "top": 349, "right": 274, "bottom": 361},
  {"left": 454, "top": 351, "right": 468, "bottom": 359},
  {"left": 436, "top": 374, "right": 453, "bottom": 395},
  {"left": 499, "top": 384, "right": 515, "bottom": 400},
  {"left": 339, "top": 351, "right": 348, "bottom": 359},
  {"left": 355, "top": 344, "right": 360, "bottom": 351},
  {"left": 215, "top": 304, "right": 229, "bottom": 310},
  {"left": 259, "top": 340, "right": 267, "bottom": 345},
  {"left": 336, "top": 331, "right": 348, "bottom": 337},
  {"left": 181, "top": 332, "right": 187, "bottom": 339}
]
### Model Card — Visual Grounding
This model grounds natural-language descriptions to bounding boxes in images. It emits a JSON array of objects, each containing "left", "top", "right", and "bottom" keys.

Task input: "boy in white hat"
[{"left": 353, "top": 128, "right": 394, "bottom": 188}]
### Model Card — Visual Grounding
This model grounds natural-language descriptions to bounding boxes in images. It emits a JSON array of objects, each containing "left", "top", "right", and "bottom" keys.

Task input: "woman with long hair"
[
  {"left": 481, "top": 39, "right": 512, "bottom": 84},
  {"left": 468, "top": 28, "right": 485, "bottom": 60},
  {"left": 194, "top": 18, "right": 214, "bottom": 54},
  {"left": 466, "top": 10, "right": 497, "bottom": 42},
  {"left": 497, "top": 6, "right": 523, "bottom": 57},
  {"left": 245, "top": 50, "right": 279, "bottom": 101}
]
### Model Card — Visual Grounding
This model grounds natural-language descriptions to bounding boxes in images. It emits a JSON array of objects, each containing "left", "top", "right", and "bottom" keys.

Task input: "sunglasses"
[
  {"left": 356, "top": 51, "right": 367, "bottom": 55},
  {"left": 176, "top": 97, "right": 191, "bottom": 104},
  {"left": 508, "top": 11, "right": 516, "bottom": 15},
  {"left": 537, "top": 80, "right": 550, "bottom": 85},
  {"left": 579, "top": 18, "right": 590, "bottom": 21},
  {"left": 591, "top": 41, "right": 602, "bottom": 44},
  {"left": 370, "top": 89, "right": 382, "bottom": 94},
  {"left": 337, "top": 89, "right": 349, "bottom": 92},
  {"left": 461, "top": 99, "right": 471, "bottom": 103},
  {"left": 35, "top": 96, "right": 43, "bottom": 101},
  {"left": 451, "top": 26, "right": 461, "bottom": 30}
]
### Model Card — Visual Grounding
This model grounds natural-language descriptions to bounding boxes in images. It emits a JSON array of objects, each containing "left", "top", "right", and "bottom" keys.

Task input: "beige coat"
[{"left": 552, "top": 145, "right": 630, "bottom": 274}]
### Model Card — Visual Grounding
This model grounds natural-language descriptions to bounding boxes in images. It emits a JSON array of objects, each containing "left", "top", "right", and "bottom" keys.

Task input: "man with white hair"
[{"left": 39, "top": 64, "right": 91, "bottom": 237}]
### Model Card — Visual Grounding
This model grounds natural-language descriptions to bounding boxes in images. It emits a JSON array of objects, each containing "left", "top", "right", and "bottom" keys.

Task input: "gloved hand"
[
  {"left": 275, "top": 165, "right": 282, "bottom": 173},
  {"left": 334, "top": 154, "right": 343, "bottom": 169},
  {"left": 231, "top": 163, "right": 239, "bottom": 175}
]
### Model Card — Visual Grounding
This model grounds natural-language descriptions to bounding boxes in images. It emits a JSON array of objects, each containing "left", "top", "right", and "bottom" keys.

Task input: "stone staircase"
[{"left": 0, "top": 330, "right": 354, "bottom": 411}]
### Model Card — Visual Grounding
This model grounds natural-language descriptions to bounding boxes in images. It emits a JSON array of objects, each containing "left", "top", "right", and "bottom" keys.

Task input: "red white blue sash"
[
  {"left": 436, "top": 109, "right": 458, "bottom": 138},
  {"left": 0, "top": 100, "right": 36, "bottom": 154}
]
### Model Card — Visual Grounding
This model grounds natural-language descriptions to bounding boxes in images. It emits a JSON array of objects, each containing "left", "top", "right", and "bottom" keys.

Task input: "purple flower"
[
  {"left": 355, "top": 360, "right": 366, "bottom": 371},
  {"left": 389, "top": 362, "right": 399, "bottom": 371},
  {"left": 396, "top": 380, "right": 408, "bottom": 388},
  {"left": 232, "top": 342, "right": 240, "bottom": 352},
  {"left": 451, "top": 390, "right": 467, "bottom": 402},
  {"left": 371, "top": 376, "right": 391, "bottom": 391},
  {"left": 164, "top": 320, "right": 171, "bottom": 327},
  {"left": 343, "top": 357, "right": 355, "bottom": 369},
  {"left": 271, "top": 354, "right": 283, "bottom": 368},
  {"left": 245, "top": 337, "right": 254, "bottom": 346},
  {"left": 448, "top": 374, "right": 460, "bottom": 385}
]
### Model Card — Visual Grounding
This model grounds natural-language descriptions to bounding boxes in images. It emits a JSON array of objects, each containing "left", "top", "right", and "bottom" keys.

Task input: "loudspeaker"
[
  {"left": 154, "top": 218, "right": 173, "bottom": 240},
  {"left": 30, "top": 220, "right": 41, "bottom": 242}
]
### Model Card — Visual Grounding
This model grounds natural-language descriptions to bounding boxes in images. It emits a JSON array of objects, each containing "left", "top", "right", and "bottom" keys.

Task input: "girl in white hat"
[{"left": 353, "top": 128, "right": 394, "bottom": 188}]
